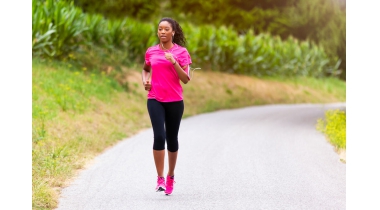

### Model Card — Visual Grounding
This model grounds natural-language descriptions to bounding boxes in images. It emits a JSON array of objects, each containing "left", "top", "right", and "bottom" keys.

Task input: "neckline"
[{"left": 159, "top": 43, "right": 177, "bottom": 51}]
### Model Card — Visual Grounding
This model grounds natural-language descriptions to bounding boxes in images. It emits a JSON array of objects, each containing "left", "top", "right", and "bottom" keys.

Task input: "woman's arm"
[
  {"left": 142, "top": 62, "right": 152, "bottom": 91},
  {"left": 174, "top": 62, "right": 190, "bottom": 84},
  {"left": 165, "top": 52, "right": 190, "bottom": 84}
]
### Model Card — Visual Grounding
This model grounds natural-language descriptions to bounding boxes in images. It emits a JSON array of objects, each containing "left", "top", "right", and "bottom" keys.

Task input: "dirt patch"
[{"left": 338, "top": 149, "right": 346, "bottom": 163}]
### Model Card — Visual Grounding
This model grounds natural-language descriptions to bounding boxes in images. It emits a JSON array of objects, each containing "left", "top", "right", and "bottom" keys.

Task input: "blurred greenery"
[
  {"left": 168, "top": 0, "right": 346, "bottom": 80},
  {"left": 70, "top": 0, "right": 347, "bottom": 80},
  {"left": 33, "top": 0, "right": 342, "bottom": 79},
  {"left": 73, "top": 0, "right": 161, "bottom": 20}
]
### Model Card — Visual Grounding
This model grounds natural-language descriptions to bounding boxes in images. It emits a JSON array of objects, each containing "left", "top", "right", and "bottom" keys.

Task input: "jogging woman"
[{"left": 141, "top": 17, "right": 191, "bottom": 195}]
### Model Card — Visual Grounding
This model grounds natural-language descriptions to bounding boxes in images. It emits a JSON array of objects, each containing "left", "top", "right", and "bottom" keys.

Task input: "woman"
[{"left": 141, "top": 17, "right": 191, "bottom": 195}]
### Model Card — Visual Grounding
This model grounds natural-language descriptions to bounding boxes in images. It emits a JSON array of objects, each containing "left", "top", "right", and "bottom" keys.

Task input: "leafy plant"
[
  {"left": 317, "top": 109, "right": 346, "bottom": 149},
  {"left": 32, "top": 0, "right": 88, "bottom": 58}
]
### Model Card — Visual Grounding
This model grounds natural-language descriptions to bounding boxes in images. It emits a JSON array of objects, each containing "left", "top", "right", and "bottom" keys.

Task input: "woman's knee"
[
  {"left": 153, "top": 134, "right": 166, "bottom": 150},
  {"left": 166, "top": 138, "right": 178, "bottom": 152}
]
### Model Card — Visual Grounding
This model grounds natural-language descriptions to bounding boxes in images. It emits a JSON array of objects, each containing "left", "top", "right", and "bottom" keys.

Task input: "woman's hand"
[
  {"left": 164, "top": 52, "right": 189, "bottom": 84},
  {"left": 164, "top": 52, "right": 176, "bottom": 64},
  {"left": 144, "top": 80, "right": 151, "bottom": 91},
  {"left": 142, "top": 62, "right": 152, "bottom": 90}
]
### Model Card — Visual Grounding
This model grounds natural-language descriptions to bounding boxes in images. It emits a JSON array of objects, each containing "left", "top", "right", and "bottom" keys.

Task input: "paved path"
[{"left": 56, "top": 103, "right": 346, "bottom": 210}]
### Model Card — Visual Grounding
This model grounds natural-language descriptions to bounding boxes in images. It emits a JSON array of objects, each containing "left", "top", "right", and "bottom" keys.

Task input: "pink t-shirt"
[{"left": 145, "top": 44, "right": 192, "bottom": 102}]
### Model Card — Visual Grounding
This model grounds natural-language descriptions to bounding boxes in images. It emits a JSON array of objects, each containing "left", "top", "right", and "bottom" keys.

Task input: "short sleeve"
[
  {"left": 145, "top": 48, "right": 152, "bottom": 66},
  {"left": 177, "top": 48, "right": 192, "bottom": 67}
]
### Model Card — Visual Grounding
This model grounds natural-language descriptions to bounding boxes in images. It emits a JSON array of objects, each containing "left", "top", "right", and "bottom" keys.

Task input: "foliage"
[
  {"left": 170, "top": 0, "right": 346, "bottom": 79},
  {"left": 32, "top": 0, "right": 341, "bottom": 78},
  {"left": 32, "top": 0, "right": 88, "bottom": 58},
  {"left": 73, "top": 0, "right": 161, "bottom": 20},
  {"left": 170, "top": 0, "right": 286, "bottom": 34},
  {"left": 184, "top": 26, "right": 340, "bottom": 77},
  {"left": 52, "top": 0, "right": 346, "bottom": 79},
  {"left": 228, "top": 0, "right": 296, "bottom": 10},
  {"left": 282, "top": 0, "right": 346, "bottom": 79},
  {"left": 317, "top": 109, "right": 346, "bottom": 149}
]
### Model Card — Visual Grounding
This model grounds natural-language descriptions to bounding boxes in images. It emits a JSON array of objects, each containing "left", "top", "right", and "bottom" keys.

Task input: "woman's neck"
[{"left": 160, "top": 42, "right": 174, "bottom": 50}]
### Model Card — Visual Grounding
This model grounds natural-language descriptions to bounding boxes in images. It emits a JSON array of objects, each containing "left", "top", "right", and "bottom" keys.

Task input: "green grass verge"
[
  {"left": 263, "top": 76, "right": 346, "bottom": 102},
  {"left": 32, "top": 59, "right": 146, "bottom": 209}
]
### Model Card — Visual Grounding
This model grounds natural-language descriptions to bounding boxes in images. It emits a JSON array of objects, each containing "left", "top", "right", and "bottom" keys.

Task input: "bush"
[{"left": 317, "top": 109, "right": 346, "bottom": 149}]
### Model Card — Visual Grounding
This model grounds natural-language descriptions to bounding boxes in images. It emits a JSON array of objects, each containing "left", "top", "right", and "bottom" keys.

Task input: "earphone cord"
[
  {"left": 161, "top": 43, "right": 167, "bottom": 51},
  {"left": 189, "top": 67, "right": 201, "bottom": 79}
]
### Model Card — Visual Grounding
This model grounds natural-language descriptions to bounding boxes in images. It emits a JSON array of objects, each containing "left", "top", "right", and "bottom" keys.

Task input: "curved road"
[{"left": 57, "top": 103, "right": 346, "bottom": 210}]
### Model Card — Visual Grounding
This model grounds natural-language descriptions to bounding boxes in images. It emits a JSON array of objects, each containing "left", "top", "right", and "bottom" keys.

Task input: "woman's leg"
[
  {"left": 153, "top": 150, "right": 165, "bottom": 177},
  {"left": 164, "top": 101, "right": 184, "bottom": 176},
  {"left": 167, "top": 151, "right": 178, "bottom": 176},
  {"left": 147, "top": 99, "right": 166, "bottom": 177}
]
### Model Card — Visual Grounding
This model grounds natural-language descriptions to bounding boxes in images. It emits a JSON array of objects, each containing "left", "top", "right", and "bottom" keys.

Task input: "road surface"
[{"left": 57, "top": 103, "right": 346, "bottom": 210}]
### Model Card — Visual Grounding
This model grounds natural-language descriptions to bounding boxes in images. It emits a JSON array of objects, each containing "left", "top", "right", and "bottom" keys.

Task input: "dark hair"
[{"left": 158, "top": 17, "right": 187, "bottom": 47}]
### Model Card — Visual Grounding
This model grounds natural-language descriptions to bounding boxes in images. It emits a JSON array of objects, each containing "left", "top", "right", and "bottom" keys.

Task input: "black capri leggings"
[{"left": 147, "top": 99, "right": 184, "bottom": 152}]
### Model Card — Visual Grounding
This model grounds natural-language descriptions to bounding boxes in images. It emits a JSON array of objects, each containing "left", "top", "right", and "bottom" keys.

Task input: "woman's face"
[{"left": 157, "top": 21, "right": 174, "bottom": 43}]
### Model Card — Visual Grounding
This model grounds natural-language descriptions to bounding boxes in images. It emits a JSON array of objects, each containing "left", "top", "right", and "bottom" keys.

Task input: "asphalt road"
[{"left": 56, "top": 103, "right": 346, "bottom": 210}]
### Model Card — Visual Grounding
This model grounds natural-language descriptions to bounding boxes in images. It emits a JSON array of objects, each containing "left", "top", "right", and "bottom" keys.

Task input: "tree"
[{"left": 73, "top": 0, "right": 161, "bottom": 20}]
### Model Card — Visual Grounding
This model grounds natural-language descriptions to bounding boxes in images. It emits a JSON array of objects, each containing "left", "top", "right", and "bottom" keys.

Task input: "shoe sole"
[{"left": 156, "top": 187, "right": 165, "bottom": 192}]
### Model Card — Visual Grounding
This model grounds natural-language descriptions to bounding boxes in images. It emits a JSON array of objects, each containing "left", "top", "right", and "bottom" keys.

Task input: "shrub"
[{"left": 317, "top": 109, "right": 346, "bottom": 149}]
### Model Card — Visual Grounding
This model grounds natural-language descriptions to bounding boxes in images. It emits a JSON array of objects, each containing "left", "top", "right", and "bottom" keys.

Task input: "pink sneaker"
[
  {"left": 155, "top": 176, "right": 165, "bottom": 192},
  {"left": 165, "top": 175, "right": 175, "bottom": 195}
]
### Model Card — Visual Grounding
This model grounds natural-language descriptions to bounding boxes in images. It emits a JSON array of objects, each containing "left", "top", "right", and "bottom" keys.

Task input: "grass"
[
  {"left": 183, "top": 71, "right": 345, "bottom": 117},
  {"left": 263, "top": 76, "right": 346, "bottom": 101},
  {"left": 32, "top": 59, "right": 346, "bottom": 210},
  {"left": 32, "top": 59, "right": 150, "bottom": 209}
]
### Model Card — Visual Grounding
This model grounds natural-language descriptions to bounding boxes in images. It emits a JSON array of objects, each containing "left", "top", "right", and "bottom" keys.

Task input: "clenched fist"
[
  {"left": 144, "top": 80, "right": 151, "bottom": 91},
  {"left": 164, "top": 52, "right": 176, "bottom": 64}
]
